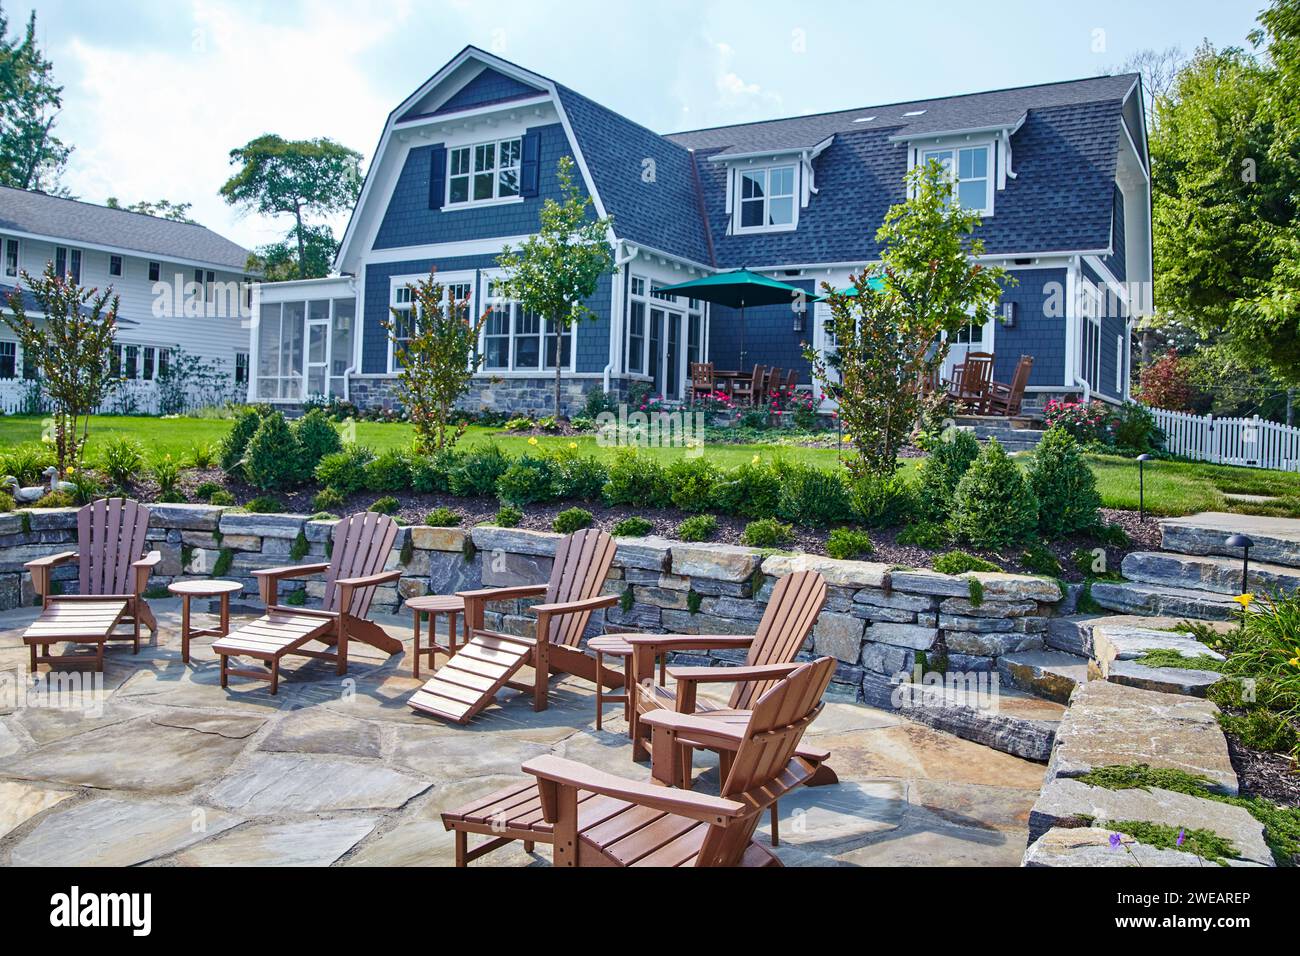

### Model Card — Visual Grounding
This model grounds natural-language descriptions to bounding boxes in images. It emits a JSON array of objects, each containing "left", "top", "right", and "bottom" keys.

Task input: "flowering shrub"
[
  {"left": 695, "top": 390, "right": 735, "bottom": 415},
  {"left": 1044, "top": 399, "right": 1114, "bottom": 445},
  {"left": 770, "top": 386, "right": 819, "bottom": 429}
]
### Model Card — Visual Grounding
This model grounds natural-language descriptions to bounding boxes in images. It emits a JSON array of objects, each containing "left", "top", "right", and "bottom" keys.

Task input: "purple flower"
[
  {"left": 1176, "top": 828, "right": 1186, "bottom": 847},
  {"left": 1109, "top": 832, "right": 1122, "bottom": 850}
]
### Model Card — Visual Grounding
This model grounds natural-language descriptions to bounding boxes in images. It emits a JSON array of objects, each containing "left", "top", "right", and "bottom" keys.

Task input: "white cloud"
[
  {"left": 710, "top": 39, "right": 782, "bottom": 116},
  {"left": 53, "top": 0, "right": 411, "bottom": 251}
]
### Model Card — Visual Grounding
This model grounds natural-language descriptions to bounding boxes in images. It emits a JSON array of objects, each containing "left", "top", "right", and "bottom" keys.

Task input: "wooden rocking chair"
[
  {"left": 520, "top": 657, "right": 837, "bottom": 866},
  {"left": 23, "top": 497, "right": 161, "bottom": 670},
  {"left": 408, "top": 528, "right": 620, "bottom": 723},
  {"left": 213, "top": 512, "right": 403, "bottom": 694},
  {"left": 985, "top": 355, "right": 1034, "bottom": 417}
]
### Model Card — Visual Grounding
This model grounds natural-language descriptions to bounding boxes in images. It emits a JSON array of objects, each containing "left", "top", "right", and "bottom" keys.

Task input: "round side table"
[
  {"left": 587, "top": 635, "right": 636, "bottom": 731},
  {"left": 168, "top": 579, "right": 243, "bottom": 664},
  {"left": 406, "top": 595, "right": 465, "bottom": 679}
]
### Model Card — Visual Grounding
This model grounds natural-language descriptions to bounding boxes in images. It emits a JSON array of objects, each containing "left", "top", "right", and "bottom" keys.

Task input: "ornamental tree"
[
  {"left": 1135, "top": 349, "right": 1197, "bottom": 410},
  {"left": 805, "top": 161, "right": 1008, "bottom": 477},
  {"left": 1, "top": 263, "right": 119, "bottom": 473},
  {"left": 496, "top": 156, "right": 614, "bottom": 417},
  {"left": 387, "top": 271, "right": 487, "bottom": 452}
]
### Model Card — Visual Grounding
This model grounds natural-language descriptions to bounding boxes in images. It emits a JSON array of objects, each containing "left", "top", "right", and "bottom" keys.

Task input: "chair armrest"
[
  {"left": 669, "top": 662, "right": 803, "bottom": 685},
  {"left": 253, "top": 562, "right": 331, "bottom": 606},
  {"left": 457, "top": 584, "right": 548, "bottom": 603},
  {"left": 529, "top": 594, "right": 618, "bottom": 617},
  {"left": 522, "top": 755, "right": 744, "bottom": 824},
  {"left": 25, "top": 551, "right": 78, "bottom": 599},
  {"left": 25, "top": 551, "right": 78, "bottom": 570},
  {"left": 131, "top": 550, "right": 162, "bottom": 595},
  {"left": 335, "top": 569, "right": 401, "bottom": 590},
  {"left": 640, "top": 709, "right": 748, "bottom": 749}
]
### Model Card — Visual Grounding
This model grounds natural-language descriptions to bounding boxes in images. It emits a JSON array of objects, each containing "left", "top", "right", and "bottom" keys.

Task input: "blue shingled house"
[{"left": 249, "top": 45, "right": 1150, "bottom": 416}]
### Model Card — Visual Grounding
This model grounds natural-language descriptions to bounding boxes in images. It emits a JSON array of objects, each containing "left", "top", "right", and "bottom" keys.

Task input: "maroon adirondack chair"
[
  {"left": 22, "top": 497, "right": 160, "bottom": 669},
  {"left": 213, "top": 512, "right": 403, "bottom": 694}
]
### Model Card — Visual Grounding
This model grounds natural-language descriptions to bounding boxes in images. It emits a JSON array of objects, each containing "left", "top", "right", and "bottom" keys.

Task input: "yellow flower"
[
  {"left": 1234, "top": 593, "right": 1255, "bottom": 608},
  {"left": 568, "top": 442, "right": 577, "bottom": 450},
  {"left": 843, "top": 434, "right": 853, "bottom": 445},
  {"left": 752, "top": 454, "right": 761, "bottom": 465},
  {"left": 527, "top": 436, "right": 538, "bottom": 446},
  {"left": 1290, "top": 656, "right": 1300, "bottom": 668}
]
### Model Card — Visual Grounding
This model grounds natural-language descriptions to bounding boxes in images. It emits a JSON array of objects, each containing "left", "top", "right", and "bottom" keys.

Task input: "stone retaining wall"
[{"left": 0, "top": 505, "right": 1063, "bottom": 704}]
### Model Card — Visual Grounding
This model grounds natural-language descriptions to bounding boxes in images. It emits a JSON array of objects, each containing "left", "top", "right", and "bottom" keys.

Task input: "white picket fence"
[
  {"left": 1149, "top": 406, "right": 1300, "bottom": 472},
  {"left": 0, "top": 378, "right": 236, "bottom": 417}
]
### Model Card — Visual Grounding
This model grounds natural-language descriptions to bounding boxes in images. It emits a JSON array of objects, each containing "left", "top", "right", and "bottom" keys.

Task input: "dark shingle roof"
[
  {"left": 0, "top": 186, "right": 251, "bottom": 270},
  {"left": 665, "top": 74, "right": 1138, "bottom": 152}
]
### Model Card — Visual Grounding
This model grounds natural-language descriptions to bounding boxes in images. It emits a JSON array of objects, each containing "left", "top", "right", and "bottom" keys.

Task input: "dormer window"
[
  {"left": 736, "top": 164, "right": 797, "bottom": 233},
  {"left": 447, "top": 137, "right": 522, "bottom": 206},
  {"left": 920, "top": 144, "right": 992, "bottom": 215}
]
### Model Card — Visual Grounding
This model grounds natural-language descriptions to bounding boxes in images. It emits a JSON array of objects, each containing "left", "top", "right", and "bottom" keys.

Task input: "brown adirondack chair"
[
  {"left": 764, "top": 366, "right": 784, "bottom": 404},
  {"left": 985, "top": 354, "right": 1034, "bottom": 416},
  {"left": 519, "top": 656, "right": 836, "bottom": 866},
  {"left": 440, "top": 656, "right": 836, "bottom": 866},
  {"left": 212, "top": 512, "right": 403, "bottom": 694},
  {"left": 22, "top": 497, "right": 161, "bottom": 670},
  {"left": 626, "top": 569, "right": 828, "bottom": 763},
  {"left": 408, "top": 528, "right": 620, "bottom": 723}
]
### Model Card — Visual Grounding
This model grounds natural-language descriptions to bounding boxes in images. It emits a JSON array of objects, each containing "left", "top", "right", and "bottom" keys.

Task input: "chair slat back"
[
  {"left": 690, "top": 362, "right": 714, "bottom": 390},
  {"left": 696, "top": 657, "right": 835, "bottom": 866},
  {"left": 322, "top": 512, "right": 399, "bottom": 617},
  {"left": 1009, "top": 355, "right": 1033, "bottom": 397},
  {"left": 766, "top": 367, "right": 783, "bottom": 402},
  {"left": 730, "top": 570, "right": 827, "bottom": 710},
  {"left": 77, "top": 498, "right": 150, "bottom": 596},
  {"left": 544, "top": 528, "right": 617, "bottom": 647},
  {"left": 958, "top": 354, "right": 993, "bottom": 400},
  {"left": 784, "top": 369, "right": 798, "bottom": 391}
]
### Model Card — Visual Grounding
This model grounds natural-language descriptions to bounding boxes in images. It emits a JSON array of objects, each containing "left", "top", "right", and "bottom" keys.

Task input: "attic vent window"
[
  {"left": 903, "top": 110, "right": 926, "bottom": 117},
  {"left": 852, "top": 116, "right": 875, "bottom": 123}
]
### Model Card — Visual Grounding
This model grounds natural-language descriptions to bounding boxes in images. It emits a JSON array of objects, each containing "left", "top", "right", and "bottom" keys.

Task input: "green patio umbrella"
[
  {"left": 831, "top": 274, "right": 887, "bottom": 296},
  {"left": 657, "top": 268, "right": 811, "bottom": 370}
]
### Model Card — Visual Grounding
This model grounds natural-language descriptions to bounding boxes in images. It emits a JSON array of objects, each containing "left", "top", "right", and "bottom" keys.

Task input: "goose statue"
[
  {"left": 42, "top": 466, "right": 77, "bottom": 495},
  {"left": 2, "top": 475, "right": 46, "bottom": 504}
]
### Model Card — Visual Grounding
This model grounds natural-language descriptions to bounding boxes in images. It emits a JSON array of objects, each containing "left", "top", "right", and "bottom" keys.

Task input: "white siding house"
[{"left": 0, "top": 186, "right": 255, "bottom": 413}]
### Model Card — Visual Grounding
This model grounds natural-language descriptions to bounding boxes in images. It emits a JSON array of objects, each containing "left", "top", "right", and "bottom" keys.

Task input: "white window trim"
[
  {"left": 915, "top": 141, "right": 995, "bottom": 217},
  {"left": 476, "top": 270, "right": 577, "bottom": 375},
  {"left": 624, "top": 276, "right": 707, "bottom": 395},
  {"left": 3, "top": 237, "right": 19, "bottom": 278},
  {"left": 446, "top": 136, "right": 524, "bottom": 209},
  {"left": 732, "top": 163, "right": 799, "bottom": 235},
  {"left": 108, "top": 254, "right": 123, "bottom": 277},
  {"left": 55, "top": 245, "right": 83, "bottom": 283}
]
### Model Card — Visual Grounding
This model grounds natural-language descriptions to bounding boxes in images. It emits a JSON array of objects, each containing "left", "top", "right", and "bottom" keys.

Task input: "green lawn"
[{"left": 3, "top": 413, "right": 1299, "bottom": 518}]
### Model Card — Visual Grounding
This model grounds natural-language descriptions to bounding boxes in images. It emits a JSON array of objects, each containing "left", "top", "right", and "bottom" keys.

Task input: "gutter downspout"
[
  {"left": 1067, "top": 256, "right": 1092, "bottom": 403},
  {"left": 342, "top": 275, "right": 359, "bottom": 402},
  {"left": 605, "top": 241, "right": 639, "bottom": 394}
]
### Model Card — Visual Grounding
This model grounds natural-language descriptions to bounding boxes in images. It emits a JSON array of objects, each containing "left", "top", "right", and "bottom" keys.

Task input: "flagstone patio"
[{"left": 0, "top": 599, "right": 1045, "bottom": 867}]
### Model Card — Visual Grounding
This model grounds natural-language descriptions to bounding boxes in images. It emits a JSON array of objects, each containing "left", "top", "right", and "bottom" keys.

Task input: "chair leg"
[
  {"left": 455, "top": 830, "right": 467, "bottom": 868},
  {"left": 220, "top": 653, "right": 228, "bottom": 688},
  {"left": 524, "top": 840, "right": 535, "bottom": 853},
  {"left": 770, "top": 803, "right": 780, "bottom": 847},
  {"left": 270, "top": 657, "right": 279, "bottom": 695}
]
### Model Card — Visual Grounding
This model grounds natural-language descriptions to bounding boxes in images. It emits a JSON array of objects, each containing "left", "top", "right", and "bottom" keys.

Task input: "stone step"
[
  {"left": 1122, "top": 551, "right": 1300, "bottom": 597},
  {"left": 1105, "top": 659, "right": 1224, "bottom": 697},
  {"left": 996, "top": 650, "right": 1090, "bottom": 704},
  {"left": 862, "top": 671, "right": 1064, "bottom": 762},
  {"left": 1161, "top": 512, "right": 1300, "bottom": 570},
  {"left": 1088, "top": 581, "right": 1241, "bottom": 621}
]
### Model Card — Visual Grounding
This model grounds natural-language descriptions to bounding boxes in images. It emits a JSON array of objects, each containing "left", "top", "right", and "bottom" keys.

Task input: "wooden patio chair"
[
  {"left": 985, "top": 355, "right": 1034, "bottom": 417},
  {"left": 784, "top": 368, "right": 798, "bottom": 392},
  {"left": 23, "top": 497, "right": 161, "bottom": 670},
  {"left": 729, "top": 364, "right": 765, "bottom": 406},
  {"left": 764, "top": 366, "right": 784, "bottom": 405},
  {"left": 949, "top": 352, "right": 994, "bottom": 411},
  {"left": 213, "top": 512, "right": 403, "bottom": 694},
  {"left": 440, "top": 656, "right": 836, "bottom": 866},
  {"left": 689, "top": 362, "right": 714, "bottom": 405},
  {"left": 518, "top": 656, "right": 837, "bottom": 866},
  {"left": 408, "top": 528, "right": 620, "bottom": 723}
]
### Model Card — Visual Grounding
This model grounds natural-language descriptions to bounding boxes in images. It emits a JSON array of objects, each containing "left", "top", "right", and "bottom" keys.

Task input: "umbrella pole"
[{"left": 739, "top": 300, "right": 746, "bottom": 371}]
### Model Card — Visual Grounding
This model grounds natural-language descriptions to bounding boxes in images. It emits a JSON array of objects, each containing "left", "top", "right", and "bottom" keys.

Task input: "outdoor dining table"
[{"left": 710, "top": 370, "right": 746, "bottom": 394}]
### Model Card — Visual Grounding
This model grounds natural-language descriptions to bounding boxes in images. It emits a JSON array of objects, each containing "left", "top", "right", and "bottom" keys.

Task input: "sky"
[{"left": 18, "top": 0, "right": 1268, "bottom": 253}]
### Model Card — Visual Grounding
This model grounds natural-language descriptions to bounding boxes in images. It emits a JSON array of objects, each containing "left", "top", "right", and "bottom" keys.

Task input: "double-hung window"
[
  {"left": 482, "top": 280, "right": 568, "bottom": 372},
  {"left": 448, "top": 137, "right": 522, "bottom": 206},
  {"left": 109, "top": 255, "right": 123, "bottom": 277},
  {"left": 55, "top": 246, "right": 82, "bottom": 283},
  {"left": 736, "top": 165, "right": 796, "bottom": 232},
  {"left": 4, "top": 239, "right": 18, "bottom": 278},
  {"left": 0, "top": 341, "right": 15, "bottom": 379},
  {"left": 389, "top": 281, "right": 473, "bottom": 371},
  {"left": 920, "top": 145, "right": 992, "bottom": 214}
]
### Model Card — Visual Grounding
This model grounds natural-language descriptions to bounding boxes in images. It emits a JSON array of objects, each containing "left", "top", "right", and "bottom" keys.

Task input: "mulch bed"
[{"left": 1226, "top": 733, "right": 1300, "bottom": 808}]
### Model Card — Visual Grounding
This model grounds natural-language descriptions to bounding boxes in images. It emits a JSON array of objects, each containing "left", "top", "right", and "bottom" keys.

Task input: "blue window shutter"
[
  {"left": 428, "top": 145, "right": 447, "bottom": 210},
  {"left": 520, "top": 131, "right": 541, "bottom": 198}
]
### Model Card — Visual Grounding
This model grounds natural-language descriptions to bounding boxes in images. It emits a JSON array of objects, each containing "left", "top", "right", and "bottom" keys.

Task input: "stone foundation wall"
[
  {"left": 347, "top": 373, "right": 611, "bottom": 418},
  {"left": 0, "top": 506, "right": 1063, "bottom": 704}
]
